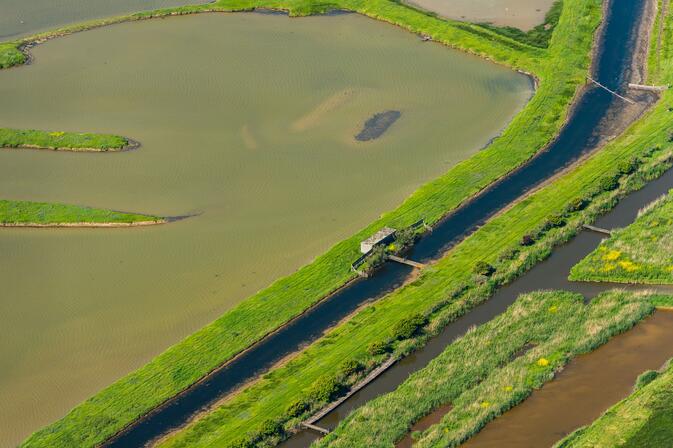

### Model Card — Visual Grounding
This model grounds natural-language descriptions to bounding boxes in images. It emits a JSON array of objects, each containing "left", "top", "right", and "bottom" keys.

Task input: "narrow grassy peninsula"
[
  {"left": 0, "top": 128, "right": 134, "bottom": 152},
  {"left": 316, "top": 290, "right": 658, "bottom": 448},
  {"left": 570, "top": 191, "right": 673, "bottom": 284},
  {"left": 556, "top": 354, "right": 673, "bottom": 448},
  {"left": 0, "top": 200, "right": 163, "bottom": 226}
]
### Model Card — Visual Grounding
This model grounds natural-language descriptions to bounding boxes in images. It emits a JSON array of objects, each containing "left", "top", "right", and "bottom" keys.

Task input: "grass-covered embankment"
[
  {"left": 12, "top": 0, "right": 634, "bottom": 446},
  {"left": 0, "top": 200, "right": 163, "bottom": 226},
  {"left": 556, "top": 355, "right": 673, "bottom": 448},
  {"left": 570, "top": 190, "right": 673, "bottom": 284},
  {"left": 315, "top": 290, "right": 662, "bottom": 448},
  {"left": 154, "top": 101, "right": 673, "bottom": 447},
  {"left": 0, "top": 128, "right": 134, "bottom": 151}
]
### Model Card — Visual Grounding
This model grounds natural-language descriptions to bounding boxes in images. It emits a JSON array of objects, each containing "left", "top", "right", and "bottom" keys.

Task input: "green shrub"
[
  {"left": 392, "top": 313, "right": 427, "bottom": 340},
  {"left": 634, "top": 370, "right": 659, "bottom": 390},
  {"left": 566, "top": 197, "right": 589, "bottom": 213},
  {"left": 598, "top": 175, "right": 620, "bottom": 192},
  {"left": 521, "top": 234, "right": 536, "bottom": 246},
  {"left": 473, "top": 261, "right": 496, "bottom": 277},
  {"left": 339, "top": 359, "right": 363, "bottom": 377},
  {"left": 545, "top": 213, "right": 566, "bottom": 229},
  {"left": 367, "top": 341, "right": 389, "bottom": 356},
  {"left": 286, "top": 400, "right": 309, "bottom": 418},
  {"left": 258, "top": 419, "right": 284, "bottom": 438},
  {"left": 309, "top": 376, "right": 345, "bottom": 402},
  {"left": 618, "top": 158, "right": 639, "bottom": 175}
]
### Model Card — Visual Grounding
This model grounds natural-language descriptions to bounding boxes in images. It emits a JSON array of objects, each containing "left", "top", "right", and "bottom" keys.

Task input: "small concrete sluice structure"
[{"left": 360, "top": 227, "right": 397, "bottom": 254}]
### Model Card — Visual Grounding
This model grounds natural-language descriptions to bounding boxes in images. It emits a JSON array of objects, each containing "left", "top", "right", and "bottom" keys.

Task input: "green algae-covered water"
[
  {"left": 0, "top": 12, "right": 531, "bottom": 447},
  {"left": 0, "top": 0, "right": 208, "bottom": 39}
]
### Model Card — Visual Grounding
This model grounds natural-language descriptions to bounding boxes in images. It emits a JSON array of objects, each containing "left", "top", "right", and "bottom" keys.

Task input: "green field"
[
  {"left": 556, "top": 356, "right": 673, "bottom": 448},
  {"left": 570, "top": 191, "right": 673, "bottom": 284},
  {"left": 316, "top": 290, "right": 660, "bottom": 448},
  {"left": 0, "top": 128, "right": 131, "bottom": 151},
  {"left": 0, "top": 200, "right": 162, "bottom": 225}
]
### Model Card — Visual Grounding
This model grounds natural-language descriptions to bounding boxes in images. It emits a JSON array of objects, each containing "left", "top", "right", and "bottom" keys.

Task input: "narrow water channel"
[
  {"left": 281, "top": 157, "right": 673, "bottom": 448},
  {"left": 462, "top": 311, "right": 673, "bottom": 448},
  {"left": 105, "top": 0, "right": 651, "bottom": 446}
]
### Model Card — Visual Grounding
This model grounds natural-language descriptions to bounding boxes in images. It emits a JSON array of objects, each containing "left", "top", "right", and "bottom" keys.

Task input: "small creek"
[
  {"left": 462, "top": 311, "right": 673, "bottom": 447},
  {"left": 102, "top": 0, "right": 655, "bottom": 446}
]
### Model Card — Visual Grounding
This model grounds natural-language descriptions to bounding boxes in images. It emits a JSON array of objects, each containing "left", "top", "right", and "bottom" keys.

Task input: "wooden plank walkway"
[
  {"left": 587, "top": 77, "right": 636, "bottom": 104},
  {"left": 304, "top": 356, "right": 398, "bottom": 429},
  {"left": 583, "top": 224, "right": 613, "bottom": 235},
  {"left": 388, "top": 255, "right": 427, "bottom": 269},
  {"left": 628, "top": 83, "right": 668, "bottom": 92},
  {"left": 300, "top": 422, "right": 330, "bottom": 435}
]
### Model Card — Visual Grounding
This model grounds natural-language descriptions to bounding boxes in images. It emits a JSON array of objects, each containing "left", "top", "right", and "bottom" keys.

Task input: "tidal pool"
[
  {"left": 0, "top": 0, "right": 209, "bottom": 39},
  {"left": 407, "top": 0, "right": 556, "bottom": 31},
  {"left": 0, "top": 12, "right": 530, "bottom": 447}
]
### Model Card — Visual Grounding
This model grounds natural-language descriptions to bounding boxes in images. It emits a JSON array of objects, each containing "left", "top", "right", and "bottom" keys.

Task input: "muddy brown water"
[
  {"left": 461, "top": 311, "right": 673, "bottom": 448},
  {"left": 396, "top": 404, "right": 453, "bottom": 448},
  {"left": 406, "top": 0, "right": 557, "bottom": 31},
  {"left": 0, "top": 12, "right": 532, "bottom": 448}
]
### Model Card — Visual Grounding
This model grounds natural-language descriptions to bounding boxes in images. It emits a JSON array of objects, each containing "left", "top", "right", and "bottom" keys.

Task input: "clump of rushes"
[
  {"left": 0, "top": 43, "right": 25, "bottom": 69},
  {"left": 392, "top": 313, "right": 428, "bottom": 340},
  {"left": 0, "top": 128, "right": 130, "bottom": 151},
  {"left": 474, "top": 261, "right": 496, "bottom": 277}
]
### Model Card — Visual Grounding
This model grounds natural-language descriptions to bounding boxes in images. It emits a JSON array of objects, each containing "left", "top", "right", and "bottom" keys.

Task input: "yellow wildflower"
[
  {"left": 548, "top": 305, "right": 558, "bottom": 314},
  {"left": 537, "top": 357, "right": 550, "bottom": 367},
  {"left": 602, "top": 250, "right": 621, "bottom": 261},
  {"left": 618, "top": 260, "right": 638, "bottom": 272},
  {"left": 49, "top": 131, "right": 65, "bottom": 137},
  {"left": 602, "top": 263, "right": 616, "bottom": 272},
  {"left": 503, "top": 386, "right": 513, "bottom": 392},
  {"left": 480, "top": 401, "right": 490, "bottom": 408}
]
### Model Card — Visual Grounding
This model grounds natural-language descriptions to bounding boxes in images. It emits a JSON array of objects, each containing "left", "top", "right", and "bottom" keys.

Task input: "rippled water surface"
[
  {"left": 407, "top": 0, "right": 556, "bottom": 30},
  {"left": 0, "top": 0, "right": 209, "bottom": 39},
  {"left": 0, "top": 12, "right": 531, "bottom": 447}
]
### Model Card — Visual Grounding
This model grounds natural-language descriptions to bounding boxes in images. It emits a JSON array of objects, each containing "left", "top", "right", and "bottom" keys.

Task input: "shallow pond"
[
  {"left": 0, "top": 12, "right": 531, "bottom": 447},
  {"left": 0, "top": 0, "right": 209, "bottom": 39},
  {"left": 407, "top": 0, "right": 556, "bottom": 31}
]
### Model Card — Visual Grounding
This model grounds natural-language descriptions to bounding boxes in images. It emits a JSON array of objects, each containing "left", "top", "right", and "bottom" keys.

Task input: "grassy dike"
[
  {"left": 314, "top": 290, "right": 663, "bottom": 448},
  {"left": 0, "top": 200, "right": 163, "bottom": 226},
  {"left": 155, "top": 132, "right": 673, "bottom": 448},
  {"left": 0, "top": 128, "right": 134, "bottom": 151},
  {"left": 12, "top": 0, "right": 605, "bottom": 446},
  {"left": 555, "top": 353, "right": 673, "bottom": 448},
  {"left": 570, "top": 191, "right": 673, "bottom": 284}
]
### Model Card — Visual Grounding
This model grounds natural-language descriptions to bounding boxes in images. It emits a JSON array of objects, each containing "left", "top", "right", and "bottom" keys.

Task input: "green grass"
[
  {"left": 570, "top": 191, "right": 673, "bottom": 284},
  {"left": 556, "top": 357, "right": 673, "bottom": 448},
  {"left": 10, "top": 0, "right": 647, "bottom": 445},
  {"left": 316, "top": 290, "right": 658, "bottom": 448},
  {"left": 0, "top": 128, "right": 131, "bottom": 151},
  {"left": 0, "top": 200, "right": 162, "bottom": 225},
  {"left": 0, "top": 42, "right": 25, "bottom": 68},
  {"left": 153, "top": 135, "right": 673, "bottom": 448}
]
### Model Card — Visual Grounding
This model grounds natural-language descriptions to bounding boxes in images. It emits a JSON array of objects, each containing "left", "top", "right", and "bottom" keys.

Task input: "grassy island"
[
  {"left": 0, "top": 200, "right": 163, "bottom": 226},
  {"left": 556, "top": 356, "right": 673, "bottom": 448},
  {"left": 570, "top": 191, "right": 673, "bottom": 284},
  {"left": 0, "top": 128, "right": 133, "bottom": 152}
]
